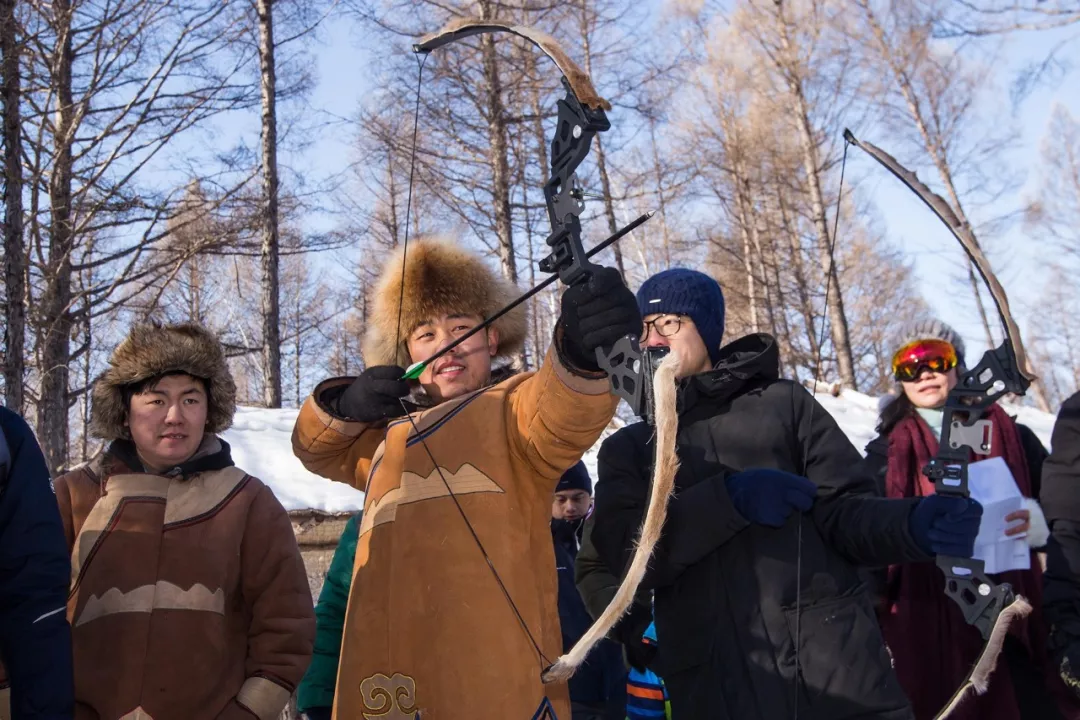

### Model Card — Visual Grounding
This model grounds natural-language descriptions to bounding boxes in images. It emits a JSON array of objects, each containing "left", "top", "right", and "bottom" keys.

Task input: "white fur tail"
[
  {"left": 934, "top": 596, "right": 1033, "bottom": 719},
  {"left": 542, "top": 352, "right": 682, "bottom": 683}
]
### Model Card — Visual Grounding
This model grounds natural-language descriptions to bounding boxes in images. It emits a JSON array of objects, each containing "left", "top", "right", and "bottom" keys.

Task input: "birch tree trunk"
[
  {"left": 478, "top": 1, "right": 517, "bottom": 285},
  {"left": 773, "top": 1, "right": 858, "bottom": 389},
  {"left": 39, "top": 0, "right": 76, "bottom": 469},
  {"left": 576, "top": 1, "right": 625, "bottom": 278},
  {"left": 1, "top": 0, "right": 24, "bottom": 411},
  {"left": 594, "top": 136, "right": 626, "bottom": 278},
  {"left": 648, "top": 116, "right": 674, "bottom": 269},
  {"left": 257, "top": 0, "right": 282, "bottom": 407},
  {"left": 776, "top": 184, "right": 821, "bottom": 370}
]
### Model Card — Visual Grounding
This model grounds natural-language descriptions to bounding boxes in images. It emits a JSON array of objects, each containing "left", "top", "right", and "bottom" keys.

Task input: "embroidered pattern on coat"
[
  {"left": 358, "top": 463, "right": 504, "bottom": 537},
  {"left": 530, "top": 697, "right": 559, "bottom": 720},
  {"left": 75, "top": 581, "right": 225, "bottom": 627},
  {"left": 359, "top": 672, "right": 421, "bottom": 719}
]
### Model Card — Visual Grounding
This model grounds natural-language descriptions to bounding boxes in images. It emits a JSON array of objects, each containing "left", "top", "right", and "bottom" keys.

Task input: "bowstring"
[
  {"left": 391, "top": 50, "right": 551, "bottom": 671},
  {"left": 393, "top": 50, "right": 429, "bottom": 354},
  {"left": 794, "top": 137, "right": 850, "bottom": 719}
]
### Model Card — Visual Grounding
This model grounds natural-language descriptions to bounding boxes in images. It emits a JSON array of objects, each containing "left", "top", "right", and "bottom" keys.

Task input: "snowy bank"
[
  {"left": 228, "top": 392, "right": 1059, "bottom": 513},
  {"left": 222, "top": 406, "right": 364, "bottom": 513}
]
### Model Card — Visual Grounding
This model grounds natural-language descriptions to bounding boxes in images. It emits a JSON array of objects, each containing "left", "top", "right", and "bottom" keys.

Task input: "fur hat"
[
  {"left": 90, "top": 322, "right": 237, "bottom": 440},
  {"left": 362, "top": 238, "right": 527, "bottom": 367}
]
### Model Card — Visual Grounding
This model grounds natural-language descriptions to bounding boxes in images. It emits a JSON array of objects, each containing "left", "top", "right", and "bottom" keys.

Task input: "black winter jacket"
[
  {"left": 590, "top": 334, "right": 927, "bottom": 720},
  {"left": 1042, "top": 391, "right": 1080, "bottom": 660},
  {"left": 0, "top": 407, "right": 74, "bottom": 718}
]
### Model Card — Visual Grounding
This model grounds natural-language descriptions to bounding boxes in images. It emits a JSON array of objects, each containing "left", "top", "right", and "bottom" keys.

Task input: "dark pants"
[
  {"left": 570, "top": 701, "right": 606, "bottom": 720},
  {"left": 1004, "top": 636, "right": 1065, "bottom": 720}
]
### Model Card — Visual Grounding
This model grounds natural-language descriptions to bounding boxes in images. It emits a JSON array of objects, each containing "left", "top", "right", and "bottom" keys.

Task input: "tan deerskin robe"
[{"left": 293, "top": 348, "right": 618, "bottom": 719}]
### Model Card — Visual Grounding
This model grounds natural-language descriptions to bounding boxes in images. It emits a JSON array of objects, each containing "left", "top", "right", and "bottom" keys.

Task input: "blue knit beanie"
[
  {"left": 637, "top": 268, "right": 726, "bottom": 365},
  {"left": 555, "top": 461, "right": 592, "bottom": 495}
]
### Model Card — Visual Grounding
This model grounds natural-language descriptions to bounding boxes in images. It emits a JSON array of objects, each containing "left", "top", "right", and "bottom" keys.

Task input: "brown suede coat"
[
  {"left": 292, "top": 348, "right": 618, "bottom": 720},
  {"left": 54, "top": 438, "right": 315, "bottom": 720}
]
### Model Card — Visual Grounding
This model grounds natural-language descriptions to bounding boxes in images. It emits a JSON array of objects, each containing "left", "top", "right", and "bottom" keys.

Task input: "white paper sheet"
[{"left": 966, "top": 456, "right": 1030, "bottom": 574}]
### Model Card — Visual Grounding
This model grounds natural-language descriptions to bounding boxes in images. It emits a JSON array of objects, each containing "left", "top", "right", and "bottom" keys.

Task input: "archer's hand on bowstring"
[
  {"left": 337, "top": 365, "right": 417, "bottom": 423},
  {"left": 558, "top": 266, "right": 642, "bottom": 374}
]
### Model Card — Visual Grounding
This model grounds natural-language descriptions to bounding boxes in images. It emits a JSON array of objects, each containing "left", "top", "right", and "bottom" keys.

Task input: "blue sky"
[
  {"left": 843, "top": 27, "right": 1079, "bottom": 360},
  {"left": 233, "top": 12, "right": 1078, "bottom": 366}
]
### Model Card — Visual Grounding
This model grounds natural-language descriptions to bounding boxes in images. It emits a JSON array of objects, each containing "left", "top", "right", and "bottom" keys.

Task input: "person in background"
[
  {"left": 1041, "top": 391, "right": 1080, "bottom": 699},
  {"left": 863, "top": 320, "right": 1075, "bottom": 720},
  {"left": 296, "top": 513, "right": 361, "bottom": 720},
  {"left": 624, "top": 621, "right": 671, "bottom": 720},
  {"left": 55, "top": 323, "right": 314, "bottom": 720},
  {"left": 550, "top": 462, "right": 626, "bottom": 720},
  {"left": 0, "top": 406, "right": 74, "bottom": 718}
]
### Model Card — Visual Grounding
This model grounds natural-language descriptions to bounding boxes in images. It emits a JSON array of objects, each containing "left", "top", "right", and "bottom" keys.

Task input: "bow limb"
[
  {"left": 841, "top": 129, "right": 1034, "bottom": 383},
  {"left": 542, "top": 351, "right": 682, "bottom": 684},
  {"left": 414, "top": 18, "right": 611, "bottom": 111}
]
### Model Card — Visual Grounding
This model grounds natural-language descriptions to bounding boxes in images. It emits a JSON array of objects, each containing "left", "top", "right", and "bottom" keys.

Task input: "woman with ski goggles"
[
  {"left": 860, "top": 321, "right": 1073, "bottom": 720},
  {"left": 890, "top": 337, "right": 959, "bottom": 383}
]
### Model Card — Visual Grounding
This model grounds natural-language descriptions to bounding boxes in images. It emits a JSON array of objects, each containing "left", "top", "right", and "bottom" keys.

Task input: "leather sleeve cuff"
[
  {"left": 312, "top": 377, "right": 356, "bottom": 419},
  {"left": 236, "top": 675, "right": 292, "bottom": 720}
]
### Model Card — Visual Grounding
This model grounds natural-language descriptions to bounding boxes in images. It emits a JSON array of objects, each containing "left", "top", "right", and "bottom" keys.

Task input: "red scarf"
[{"left": 880, "top": 403, "right": 1057, "bottom": 720}]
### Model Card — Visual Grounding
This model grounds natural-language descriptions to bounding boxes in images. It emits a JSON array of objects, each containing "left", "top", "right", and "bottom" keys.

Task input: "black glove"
[
  {"left": 337, "top": 366, "right": 415, "bottom": 423},
  {"left": 908, "top": 495, "right": 983, "bottom": 557},
  {"left": 725, "top": 469, "right": 817, "bottom": 527},
  {"left": 559, "top": 266, "right": 642, "bottom": 373},
  {"left": 613, "top": 603, "right": 655, "bottom": 672},
  {"left": 624, "top": 636, "right": 658, "bottom": 673},
  {"left": 1059, "top": 642, "right": 1080, "bottom": 699},
  {"left": 301, "top": 709, "right": 332, "bottom": 720}
]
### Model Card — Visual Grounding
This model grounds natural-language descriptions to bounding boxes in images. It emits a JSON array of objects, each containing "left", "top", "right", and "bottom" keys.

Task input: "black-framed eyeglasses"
[{"left": 642, "top": 314, "right": 684, "bottom": 342}]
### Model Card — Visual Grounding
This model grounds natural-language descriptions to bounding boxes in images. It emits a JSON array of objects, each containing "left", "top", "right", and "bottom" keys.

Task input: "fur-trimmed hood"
[
  {"left": 362, "top": 238, "right": 527, "bottom": 367},
  {"left": 90, "top": 322, "right": 237, "bottom": 440}
]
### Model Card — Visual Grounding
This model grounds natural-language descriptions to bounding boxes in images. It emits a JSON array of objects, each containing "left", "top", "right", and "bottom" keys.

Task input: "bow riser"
[{"left": 538, "top": 77, "right": 611, "bottom": 287}]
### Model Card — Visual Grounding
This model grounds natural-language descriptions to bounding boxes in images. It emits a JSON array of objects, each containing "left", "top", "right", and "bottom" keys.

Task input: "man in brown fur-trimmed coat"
[
  {"left": 55, "top": 323, "right": 315, "bottom": 720},
  {"left": 292, "top": 238, "right": 641, "bottom": 719}
]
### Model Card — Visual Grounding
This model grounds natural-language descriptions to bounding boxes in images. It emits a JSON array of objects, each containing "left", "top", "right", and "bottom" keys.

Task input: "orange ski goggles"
[{"left": 891, "top": 338, "right": 958, "bottom": 382}]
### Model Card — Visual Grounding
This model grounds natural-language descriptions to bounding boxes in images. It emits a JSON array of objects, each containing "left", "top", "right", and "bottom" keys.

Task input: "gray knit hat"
[{"left": 896, "top": 319, "right": 967, "bottom": 372}]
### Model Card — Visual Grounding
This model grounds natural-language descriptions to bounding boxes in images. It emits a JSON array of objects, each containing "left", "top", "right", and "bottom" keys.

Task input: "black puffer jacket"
[
  {"left": 1042, "top": 391, "right": 1080, "bottom": 661},
  {"left": 591, "top": 334, "right": 928, "bottom": 720}
]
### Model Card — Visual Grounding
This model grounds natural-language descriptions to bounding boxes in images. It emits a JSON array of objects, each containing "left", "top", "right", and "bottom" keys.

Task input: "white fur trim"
[{"left": 1024, "top": 497, "right": 1050, "bottom": 548}]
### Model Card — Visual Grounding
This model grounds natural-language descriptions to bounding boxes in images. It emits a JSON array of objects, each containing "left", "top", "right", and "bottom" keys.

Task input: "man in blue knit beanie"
[
  {"left": 636, "top": 268, "right": 726, "bottom": 374},
  {"left": 581, "top": 266, "right": 956, "bottom": 719}
]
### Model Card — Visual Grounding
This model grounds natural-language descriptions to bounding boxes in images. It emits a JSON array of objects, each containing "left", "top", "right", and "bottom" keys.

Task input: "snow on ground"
[
  {"left": 227, "top": 392, "right": 1058, "bottom": 512},
  {"left": 223, "top": 406, "right": 364, "bottom": 513}
]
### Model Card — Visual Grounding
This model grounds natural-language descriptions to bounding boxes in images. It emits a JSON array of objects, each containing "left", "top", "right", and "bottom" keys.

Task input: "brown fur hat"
[
  {"left": 363, "top": 238, "right": 527, "bottom": 367},
  {"left": 90, "top": 322, "right": 237, "bottom": 440}
]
